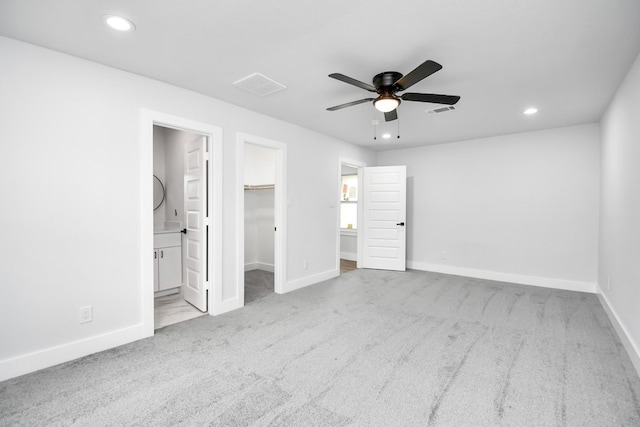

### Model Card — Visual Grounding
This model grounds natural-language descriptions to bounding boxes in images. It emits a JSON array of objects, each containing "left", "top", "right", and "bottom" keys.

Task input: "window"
[{"left": 340, "top": 174, "right": 357, "bottom": 230}]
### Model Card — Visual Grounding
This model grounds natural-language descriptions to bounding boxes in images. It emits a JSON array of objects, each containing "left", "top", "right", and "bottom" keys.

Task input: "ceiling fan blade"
[
  {"left": 384, "top": 109, "right": 398, "bottom": 122},
  {"left": 401, "top": 92, "right": 460, "bottom": 105},
  {"left": 329, "top": 73, "right": 377, "bottom": 92},
  {"left": 326, "top": 98, "right": 375, "bottom": 111},
  {"left": 394, "top": 60, "right": 442, "bottom": 91}
]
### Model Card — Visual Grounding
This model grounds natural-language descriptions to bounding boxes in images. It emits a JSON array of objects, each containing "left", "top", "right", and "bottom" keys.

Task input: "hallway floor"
[{"left": 340, "top": 259, "right": 356, "bottom": 274}]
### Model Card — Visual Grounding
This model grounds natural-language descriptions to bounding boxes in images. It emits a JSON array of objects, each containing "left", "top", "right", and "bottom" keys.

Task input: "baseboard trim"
[
  {"left": 596, "top": 286, "right": 640, "bottom": 377},
  {"left": 283, "top": 268, "right": 339, "bottom": 294},
  {"left": 0, "top": 323, "right": 148, "bottom": 382},
  {"left": 407, "top": 261, "right": 596, "bottom": 294},
  {"left": 244, "top": 262, "right": 274, "bottom": 272},
  {"left": 215, "top": 297, "right": 243, "bottom": 316},
  {"left": 340, "top": 252, "right": 356, "bottom": 261}
]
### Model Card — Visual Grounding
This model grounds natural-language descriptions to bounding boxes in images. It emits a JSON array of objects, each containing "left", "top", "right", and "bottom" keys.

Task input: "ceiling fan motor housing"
[{"left": 373, "top": 71, "right": 403, "bottom": 91}]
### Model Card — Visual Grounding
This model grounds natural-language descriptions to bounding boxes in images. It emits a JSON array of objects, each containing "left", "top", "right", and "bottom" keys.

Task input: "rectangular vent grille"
[
  {"left": 233, "top": 73, "right": 287, "bottom": 97},
  {"left": 426, "top": 106, "right": 456, "bottom": 115}
]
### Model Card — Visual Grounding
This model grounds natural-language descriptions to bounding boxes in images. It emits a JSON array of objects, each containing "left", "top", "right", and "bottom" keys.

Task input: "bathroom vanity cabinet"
[{"left": 153, "top": 232, "right": 182, "bottom": 292}]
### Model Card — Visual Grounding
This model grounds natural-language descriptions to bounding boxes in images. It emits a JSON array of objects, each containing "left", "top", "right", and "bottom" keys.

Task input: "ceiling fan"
[{"left": 327, "top": 60, "right": 460, "bottom": 122}]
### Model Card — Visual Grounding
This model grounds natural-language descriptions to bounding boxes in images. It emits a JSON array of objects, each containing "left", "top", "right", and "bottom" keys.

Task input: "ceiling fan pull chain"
[
  {"left": 373, "top": 110, "right": 377, "bottom": 140},
  {"left": 397, "top": 116, "right": 401, "bottom": 139}
]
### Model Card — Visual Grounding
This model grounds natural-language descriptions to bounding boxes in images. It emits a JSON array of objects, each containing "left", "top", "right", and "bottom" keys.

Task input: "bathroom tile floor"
[{"left": 154, "top": 294, "right": 206, "bottom": 329}]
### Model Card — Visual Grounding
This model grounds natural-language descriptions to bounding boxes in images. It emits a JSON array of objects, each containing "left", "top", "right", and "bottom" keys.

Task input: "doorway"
[
  {"left": 244, "top": 143, "right": 276, "bottom": 303},
  {"left": 337, "top": 158, "right": 366, "bottom": 274},
  {"left": 236, "top": 132, "right": 286, "bottom": 305},
  {"left": 152, "top": 125, "right": 208, "bottom": 328},
  {"left": 142, "top": 110, "right": 223, "bottom": 337}
]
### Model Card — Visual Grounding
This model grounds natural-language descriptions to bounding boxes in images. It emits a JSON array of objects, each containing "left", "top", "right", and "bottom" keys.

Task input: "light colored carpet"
[{"left": 1, "top": 269, "right": 639, "bottom": 426}]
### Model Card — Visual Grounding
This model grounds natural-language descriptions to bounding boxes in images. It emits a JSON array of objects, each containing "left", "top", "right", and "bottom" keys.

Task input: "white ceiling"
[{"left": 2, "top": 0, "right": 640, "bottom": 150}]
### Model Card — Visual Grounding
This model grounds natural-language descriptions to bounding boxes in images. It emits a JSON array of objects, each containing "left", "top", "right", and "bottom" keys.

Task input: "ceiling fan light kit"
[
  {"left": 374, "top": 96, "right": 400, "bottom": 113},
  {"left": 327, "top": 60, "right": 460, "bottom": 122}
]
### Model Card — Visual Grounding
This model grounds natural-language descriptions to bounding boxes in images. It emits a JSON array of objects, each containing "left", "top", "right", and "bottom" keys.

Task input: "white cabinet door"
[
  {"left": 154, "top": 250, "right": 159, "bottom": 292},
  {"left": 359, "top": 165, "right": 407, "bottom": 271},
  {"left": 158, "top": 246, "right": 182, "bottom": 291}
]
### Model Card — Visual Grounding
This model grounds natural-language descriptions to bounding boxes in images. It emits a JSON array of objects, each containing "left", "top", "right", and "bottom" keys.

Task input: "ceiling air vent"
[
  {"left": 233, "top": 73, "right": 287, "bottom": 97},
  {"left": 426, "top": 105, "right": 456, "bottom": 115}
]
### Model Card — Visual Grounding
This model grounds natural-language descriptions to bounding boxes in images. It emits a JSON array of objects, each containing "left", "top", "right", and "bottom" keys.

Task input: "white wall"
[
  {"left": 244, "top": 143, "right": 276, "bottom": 186},
  {"left": 378, "top": 124, "right": 600, "bottom": 292},
  {"left": 152, "top": 126, "right": 167, "bottom": 227},
  {"left": 599, "top": 50, "right": 640, "bottom": 373},
  {"left": 340, "top": 233, "right": 357, "bottom": 261},
  {"left": 0, "top": 37, "right": 375, "bottom": 380},
  {"left": 162, "top": 127, "right": 202, "bottom": 227}
]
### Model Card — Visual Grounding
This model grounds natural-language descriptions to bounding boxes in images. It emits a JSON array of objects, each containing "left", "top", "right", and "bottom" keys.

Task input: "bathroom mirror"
[{"left": 153, "top": 175, "right": 165, "bottom": 211}]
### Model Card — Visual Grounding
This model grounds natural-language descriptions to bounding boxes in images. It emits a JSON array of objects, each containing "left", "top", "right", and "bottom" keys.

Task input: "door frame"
[
  {"left": 236, "top": 132, "right": 287, "bottom": 298},
  {"left": 141, "top": 109, "right": 223, "bottom": 337},
  {"left": 336, "top": 157, "right": 367, "bottom": 271}
]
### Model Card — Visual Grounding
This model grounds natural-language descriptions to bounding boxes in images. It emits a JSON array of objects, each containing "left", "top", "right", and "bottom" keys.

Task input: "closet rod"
[{"left": 244, "top": 184, "right": 275, "bottom": 191}]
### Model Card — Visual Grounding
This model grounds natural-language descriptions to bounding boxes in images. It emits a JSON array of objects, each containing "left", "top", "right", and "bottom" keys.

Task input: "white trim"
[
  {"left": 141, "top": 110, "right": 224, "bottom": 321},
  {"left": 245, "top": 262, "right": 275, "bottom": 272},
  {"left": 283, "top": 268, "right": 339, "bottom": 294},
  {"left": 596, "top": 286, "right": 640, "bottom": 377},
  {"left": 337, "top": 157, "right": 367, "bottom": 272},
  {"left": 356, "top": 167, "right": 364, "bottom": 268},
  {"left": 0, "top": 324, "right": 144, "bottom": 382},
  {"left": 236, "top": 133, "right": 287, "bottom": 300},
  {"left": 216, "top": 297, "right": 244, "bottom": 315},
  {"left": 340, "top": 229, "right": 357, "bottom": 237},
  {"left": 340, "top": 252, "right": 357, "bottom": 261},
  {"left": 407, "top": 261, "right": 596, "bottom": 293}
]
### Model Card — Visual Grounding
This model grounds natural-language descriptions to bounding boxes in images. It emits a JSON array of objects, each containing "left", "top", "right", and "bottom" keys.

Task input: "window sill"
[{"left": 340, "top": 229, "right": 357, "bottom": 237}]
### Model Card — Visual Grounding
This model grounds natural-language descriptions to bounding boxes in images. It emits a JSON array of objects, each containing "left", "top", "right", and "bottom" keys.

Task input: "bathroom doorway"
[
  {"left": 153, "top": 125, "right": 209, "bottom": 328},
  {"left": 142, "top": 110, "right": 223, "bottom": 336}
]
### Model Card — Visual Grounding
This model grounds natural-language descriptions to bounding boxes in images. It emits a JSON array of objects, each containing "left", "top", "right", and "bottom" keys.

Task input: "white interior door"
[
  {"left": 359, "top": 165, "right": 407, "bottom": 271},
  {"left": 183, "top": 136, "right": 208, "bottom": 311}
]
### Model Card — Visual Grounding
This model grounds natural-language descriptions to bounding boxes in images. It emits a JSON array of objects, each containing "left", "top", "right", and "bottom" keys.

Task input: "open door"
[
  {"left": 183, "top": 136, "right": 208, "bottom": 311},
  {"left": 358, "top": 165, "right": 407, "bottom": 271}
]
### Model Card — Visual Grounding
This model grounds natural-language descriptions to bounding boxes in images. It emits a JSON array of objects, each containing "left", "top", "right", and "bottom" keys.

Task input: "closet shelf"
[{"left": 244, "top": 184, "right": 275, "bottom": 191}]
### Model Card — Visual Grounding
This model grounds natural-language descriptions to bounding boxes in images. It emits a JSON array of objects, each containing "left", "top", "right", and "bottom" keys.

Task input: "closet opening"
[
  {"left": 243, "top": 143, "right": 277, "bottom": 304},
  {"left": 236, "top": 132, "right": 286, "bottom": 307}
]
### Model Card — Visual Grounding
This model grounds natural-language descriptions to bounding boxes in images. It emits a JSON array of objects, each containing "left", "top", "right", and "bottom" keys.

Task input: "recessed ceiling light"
[
  {"left": 382, "top": 133, "right": 391, "bottom": 139},
  {"left": 523, "top": 107, "right": 538, "bottom": 115},
  {"left": 103, "top": 15, "right": 135, "bottom": 32}
]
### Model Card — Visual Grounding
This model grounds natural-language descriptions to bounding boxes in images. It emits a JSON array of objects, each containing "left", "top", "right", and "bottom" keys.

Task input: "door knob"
[
  {"left": 181, "top": 228, "right": 187, "bottom": 234},
  {"left": 396, "top": 222, "right": 405, "bottom": 226}
]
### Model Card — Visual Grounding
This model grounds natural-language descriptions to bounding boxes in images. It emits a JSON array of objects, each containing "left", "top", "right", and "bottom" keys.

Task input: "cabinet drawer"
[{"left": 154, "top": 232, "right": 181, "bottom": 248}]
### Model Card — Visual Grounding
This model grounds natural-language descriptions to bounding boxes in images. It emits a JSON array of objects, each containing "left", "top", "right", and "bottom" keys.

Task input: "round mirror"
[{"left": 153, "top": 175, "right": 165, "bottom": 211}]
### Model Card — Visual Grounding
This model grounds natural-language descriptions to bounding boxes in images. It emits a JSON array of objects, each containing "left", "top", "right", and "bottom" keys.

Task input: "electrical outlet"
[
  {"left": 79, "top": 306, "right": 93, "bottom": 324},
  {"left": 303, "top": 260, "right": 309, "bottom": 270},
  {"left": 440, "top": 251, "right": 447, "bottom": 260}
]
